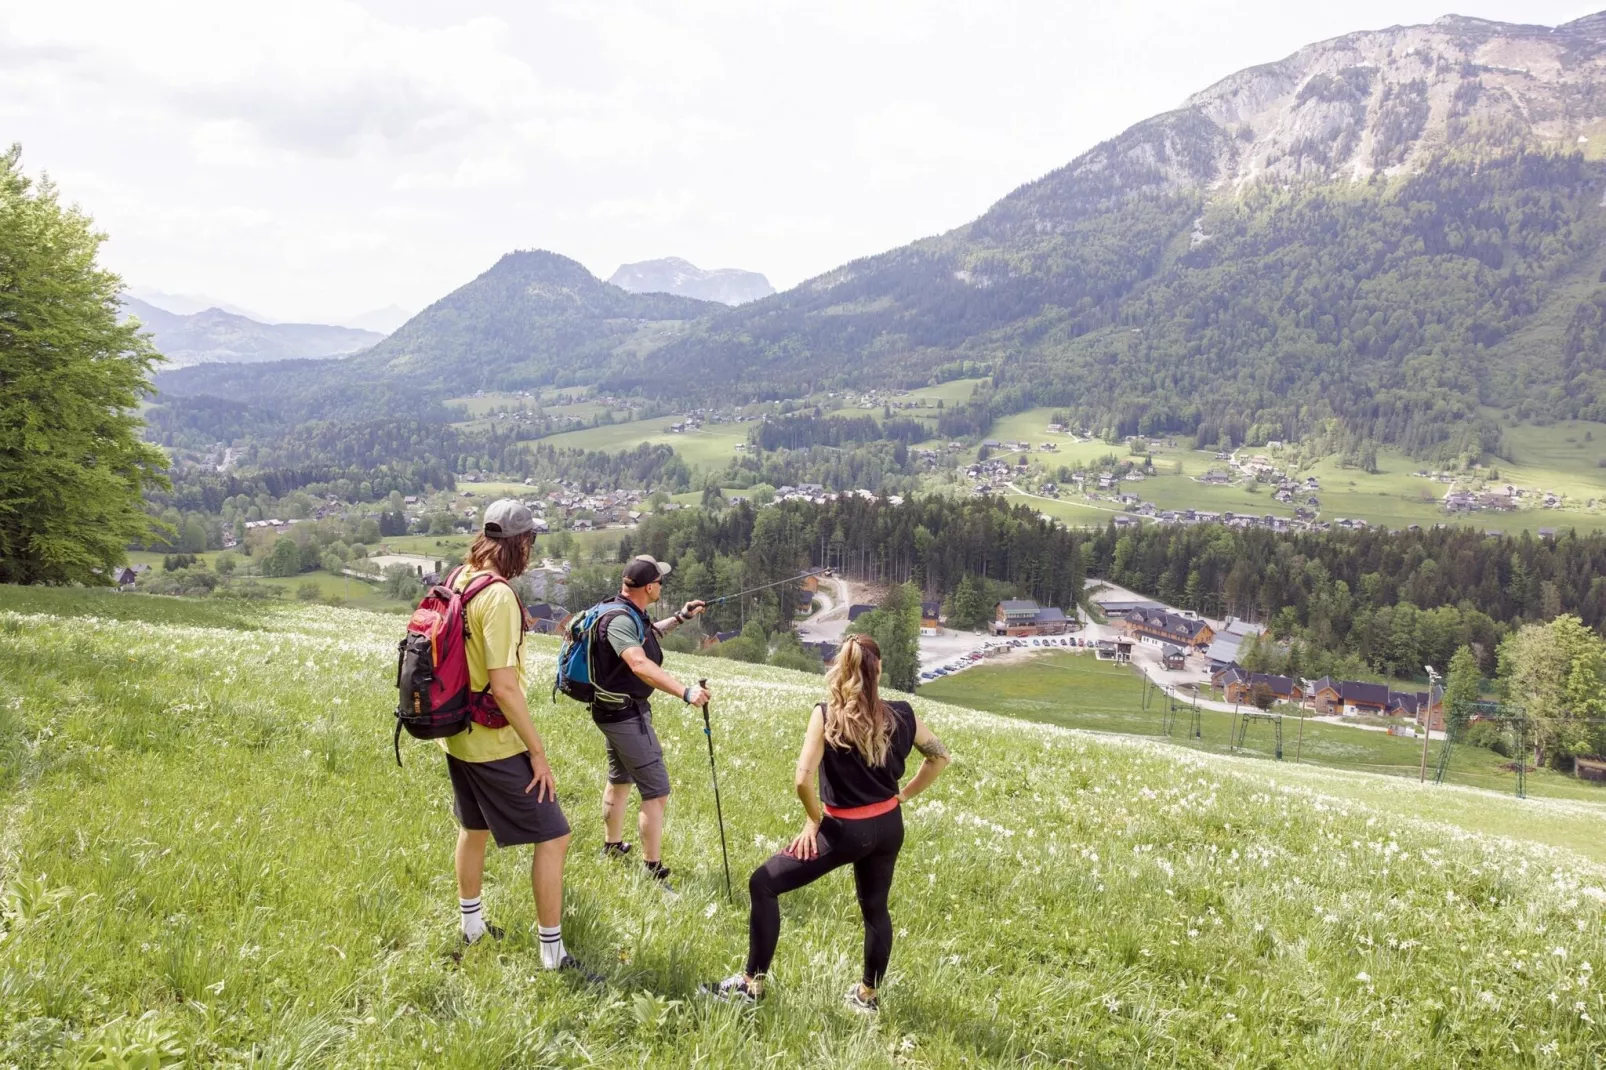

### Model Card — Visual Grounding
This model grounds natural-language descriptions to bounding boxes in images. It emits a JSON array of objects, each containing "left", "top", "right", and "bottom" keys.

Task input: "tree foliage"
[
  {"left": 846, "top": 582, "right": 921, "bottom": 693},
  {"left": 1496, "top": 615, "right": 1606, "bottom": 769},
  {"left": 0, "top": 145, "right": 167, "bottom": 584}
]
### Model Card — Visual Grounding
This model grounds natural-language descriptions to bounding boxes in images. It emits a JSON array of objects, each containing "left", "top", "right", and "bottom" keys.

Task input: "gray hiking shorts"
[
  {"left": 446, "top": 752, "right": 571, "bottom": 848},
  {"left": 596, "top": 704, "right": 671, "bottom": 801}
]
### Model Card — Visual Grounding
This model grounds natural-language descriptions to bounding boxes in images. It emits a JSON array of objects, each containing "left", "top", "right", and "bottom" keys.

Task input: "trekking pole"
[{"left": 696, "top": 678, "right": 734, "bottom": 900}]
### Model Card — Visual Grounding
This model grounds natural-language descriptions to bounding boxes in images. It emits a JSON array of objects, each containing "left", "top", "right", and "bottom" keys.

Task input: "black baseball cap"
[{"left": 622, "top": 554, "right": 672, "bottom": 588}]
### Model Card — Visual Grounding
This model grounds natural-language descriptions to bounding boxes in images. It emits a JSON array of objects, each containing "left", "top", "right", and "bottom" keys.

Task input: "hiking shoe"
[
  {"left": 462, "top": 923, "right": 505, "bottom": 946},
  {"left": 558, "top": 953, "right": 605, "bottom": 985},
  {"left": 602, "top": 841, "right": 633, "bottom": 860},
  {"left": 644, "top": 861, "right": 672, "bottom": 884},
  {"left": 700, "top": 974, "right": 761, "bottom": 1004},
  {"left": 843, "top": 983, "right": 879, "bottom": 1014}
]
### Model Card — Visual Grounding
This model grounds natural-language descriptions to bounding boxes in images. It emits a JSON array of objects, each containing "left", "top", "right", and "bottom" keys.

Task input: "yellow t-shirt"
[{"left": 436, "top": 567, "right": 529, "bottom": 763}]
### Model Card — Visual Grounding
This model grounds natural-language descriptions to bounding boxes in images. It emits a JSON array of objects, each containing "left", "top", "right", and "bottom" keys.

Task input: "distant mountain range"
[
  {"left": 607, "top": 257, "right": 773, "bottom": 305},
  {"left": 157, "top": 10, "right": 1606, "bottom": 457},
  {"left": 127, "top": 286, "right": 270, "bottom": 321},
  {"left": 122, "top": 297, "right": 385, "bottom": 368},
  {"left": 156, "top": 251, "right": 715, "bottom": 419}
]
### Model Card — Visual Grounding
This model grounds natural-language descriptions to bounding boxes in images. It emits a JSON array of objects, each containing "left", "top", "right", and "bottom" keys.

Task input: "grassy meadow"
[
  {"left": 124, "top": 551, "right": 408, "bottom": 612},
  {"left": 536, "top": 416, "right": 750, "bottom": 470},
  {"left": 972, "top": 416, "right": 1606, "bottom": 534},
  {"left": 1, "top": 588, "right": 1604, "bottom": 1066},
  {"left": 920, "top": 653, "right": 1606, "bottom": 850}
]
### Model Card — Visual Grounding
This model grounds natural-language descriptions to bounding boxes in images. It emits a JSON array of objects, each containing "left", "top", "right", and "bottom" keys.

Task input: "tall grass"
[{"left": 0, "top": 588, "right": 1602, "bottom": 1066}]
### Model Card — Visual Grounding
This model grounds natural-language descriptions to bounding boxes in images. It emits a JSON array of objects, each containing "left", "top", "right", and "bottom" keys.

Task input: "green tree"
[
  {"left": 214, "top": 553, "right": 237, "bottom": 576},
  {"left": 0, "top": 146, "right": 168, "bottom": 584},
  {"left": 381, "top": 564, "right": 423, "bottom": 603},
  {"left": 947, "top": 573, "right": 987, "bottom": 631},
  {"left": 1443, "top": 644, "right": 1481, "bottom": 736},
  {"left": 295, "top": 580, "right": 322, "bottom": 601},
  {"left": 846, "top": 582, "right": 921, "bottom": 692},
  {"left": 262, "top": 536, "right": 302, "bottom": 578},
  {"left": 1497, "top": 615, "right": 1606, "bottom": 769}
]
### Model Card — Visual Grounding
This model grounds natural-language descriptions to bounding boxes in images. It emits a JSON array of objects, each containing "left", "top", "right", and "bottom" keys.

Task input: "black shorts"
[
  {"left": 446, "top": 752, "right": 571, "bottom": 847},
  {"left": 595, "top": 705, "right": 671, "bottom": 801}
]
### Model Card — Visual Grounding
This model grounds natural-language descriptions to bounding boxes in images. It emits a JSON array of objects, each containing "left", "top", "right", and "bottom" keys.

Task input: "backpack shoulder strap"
[
  {"left": 591, "top": 605, "right": 635, "bottom": 643},
  {"left": 459, "top": 571, "right": 509, "bottom": 605}
]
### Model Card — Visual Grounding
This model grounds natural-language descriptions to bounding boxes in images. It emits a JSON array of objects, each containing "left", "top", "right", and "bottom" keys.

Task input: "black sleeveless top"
[
  {"left": 818, "top": 700, "right": 916, "bottom": 809},
  {"left": 589, "top": 596, "right": 664, "bottom": 723}
]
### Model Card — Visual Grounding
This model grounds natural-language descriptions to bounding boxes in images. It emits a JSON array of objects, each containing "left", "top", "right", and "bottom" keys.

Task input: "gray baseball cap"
[{"left": 482, "top": 498, "right": 536, "bottom": 539}]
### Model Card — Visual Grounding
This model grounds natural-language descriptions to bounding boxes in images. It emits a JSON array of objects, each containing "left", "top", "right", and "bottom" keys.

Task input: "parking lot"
[{"left": 917, "top": 633, "right": 1093, "bottom": 682}]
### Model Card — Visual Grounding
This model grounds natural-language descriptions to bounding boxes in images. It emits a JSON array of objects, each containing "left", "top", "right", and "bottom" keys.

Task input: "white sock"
[
  {"left": 538, "top": 924, "right": 566, "bottom": 969},
  {"left": 460, "top": 896, "right": 485, "bottom": 942}
]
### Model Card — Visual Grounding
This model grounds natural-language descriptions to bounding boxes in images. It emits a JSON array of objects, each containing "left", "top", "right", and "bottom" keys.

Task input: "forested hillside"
[
  {"left": 148, "top": 13, "right": 1606, "bottom": 464},
  {"left": 598, "top": 13, "right": 1606, "bottom": 458}
]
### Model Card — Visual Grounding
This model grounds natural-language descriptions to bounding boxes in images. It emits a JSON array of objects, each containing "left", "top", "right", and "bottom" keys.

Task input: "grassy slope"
[
  {"left": 1, "top": 589, "right": 1603, "bottom": 1066},
  {"left": 124, "top": 552, "right": 407, "bottom": 612},
  {"left": 920, "top": 654, "right": 1606, "bottom": 843},
  {"left": 536, "top": 416, "right": 749, "bottom": 470},
  {"left": 972, "top": 423, "right": 1606, "bottom": 533}
]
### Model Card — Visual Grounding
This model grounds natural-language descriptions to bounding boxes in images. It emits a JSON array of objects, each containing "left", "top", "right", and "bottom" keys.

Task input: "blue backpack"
[{"left": 553, "top": 600, "right": 643, "bottom": 707}]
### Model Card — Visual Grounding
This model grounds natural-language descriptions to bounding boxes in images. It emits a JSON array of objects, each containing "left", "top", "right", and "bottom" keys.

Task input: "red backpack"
[{"left": 393, "top": 566, "right": 515, "bottom": 765}]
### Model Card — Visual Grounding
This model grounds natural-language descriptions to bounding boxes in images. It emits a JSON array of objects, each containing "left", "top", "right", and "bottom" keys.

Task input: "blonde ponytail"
[{"left": 824, "top": 633, "right": 893, "bottom": 766}]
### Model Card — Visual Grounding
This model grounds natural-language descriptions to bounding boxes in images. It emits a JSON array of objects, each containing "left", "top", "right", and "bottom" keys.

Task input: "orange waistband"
[{"left": 824, "top": 796, "right": 899, "bottom": 820}]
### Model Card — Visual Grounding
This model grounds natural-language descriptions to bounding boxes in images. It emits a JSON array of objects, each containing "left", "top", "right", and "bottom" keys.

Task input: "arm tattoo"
[{"left": 915, "top": 735, "right": 950, "bottom": 761}]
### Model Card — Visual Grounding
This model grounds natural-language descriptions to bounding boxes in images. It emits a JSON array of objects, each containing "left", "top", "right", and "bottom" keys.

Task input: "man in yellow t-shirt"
[{"left": 439, "top": 499, "right": 597, "bottom": 981}]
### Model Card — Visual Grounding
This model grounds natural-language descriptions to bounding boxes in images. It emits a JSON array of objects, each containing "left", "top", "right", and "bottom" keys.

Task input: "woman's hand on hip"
[{"left": 785, "top": 819, "right": 820, "bottom": 860}]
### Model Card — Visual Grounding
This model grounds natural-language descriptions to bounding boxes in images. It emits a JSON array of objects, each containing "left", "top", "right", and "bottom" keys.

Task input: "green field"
[
  {"left": 901, "top": 377, "right": 988, "bottom": 407},
  {"left": 125, "top": 551, "right": 408, "bottom": 611},
  {"left": 537, "top": 416, "right": 750, "bottom": 469},
  {"left": 921, "top": 652, "right": 1606, "bottom": 822},
  {"left": 976, "top": 417, "right": 1606, "bottom": 533},
  {"left": 2, "top": 588, "right": 1604, "bottom": 1065}
]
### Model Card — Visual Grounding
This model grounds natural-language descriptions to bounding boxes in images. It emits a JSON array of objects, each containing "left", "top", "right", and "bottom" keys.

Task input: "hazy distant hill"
[
  {"left": 157, "top": 251, "right": 716, "bottom": 419},
  {"left": 127, "top": 286, "right": 269, "bottom": 321},
  {"left": 608, "top": 257, "right": 774, "bottom": 305},
  {"left": 122, "top": 297, "right": 384, "bottom": 368}
]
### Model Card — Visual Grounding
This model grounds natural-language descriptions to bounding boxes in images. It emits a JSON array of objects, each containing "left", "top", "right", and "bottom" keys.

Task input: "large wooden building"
[{"left": 1121, "top": 607, "right": 1214, "bottom": 651}]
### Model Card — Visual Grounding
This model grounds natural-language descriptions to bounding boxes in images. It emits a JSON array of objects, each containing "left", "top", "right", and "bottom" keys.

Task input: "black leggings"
[{"left": 745, "top": 807, "right": 904, "bottom": 988}]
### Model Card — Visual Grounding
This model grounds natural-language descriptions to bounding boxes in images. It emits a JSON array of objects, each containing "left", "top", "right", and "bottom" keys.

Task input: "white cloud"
[
  {"left": 587, "top": 191, "right": 701, "bottom": 225},
  {"left": 0, "top": 0, "right": 1590, "bottom": 320}
]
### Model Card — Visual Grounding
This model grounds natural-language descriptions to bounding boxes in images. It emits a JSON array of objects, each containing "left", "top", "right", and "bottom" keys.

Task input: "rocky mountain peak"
[
  {"left": 979, "top": 9, "right": 1606, "bottom": 241},
  {"left": 608, "top": 257, "right": 774, "bottom": 306}
]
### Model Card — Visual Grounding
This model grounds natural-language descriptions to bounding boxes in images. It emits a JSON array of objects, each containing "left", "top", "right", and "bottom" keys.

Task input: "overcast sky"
[{"left": 1, "top": 0, "right": 1595, "bottom": 325}]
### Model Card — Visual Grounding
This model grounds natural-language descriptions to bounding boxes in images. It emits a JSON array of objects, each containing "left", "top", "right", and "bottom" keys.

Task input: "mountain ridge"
[
  {"left": 122, "top": 297, "right": 385, "bottom": 368},
  {"left": 154, "top": 9, "right": 1606, "bottom": 458},
  {"left": 608, "top": 257, "right": 774, "bottom": 305},
  {"left": 156, "top": 250, "right": 719, "bottom": 420}
]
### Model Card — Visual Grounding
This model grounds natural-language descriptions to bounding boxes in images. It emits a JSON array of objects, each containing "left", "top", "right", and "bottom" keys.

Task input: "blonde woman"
[{"left": 703, "top": 633, "right": 951, "bottom": 1012}]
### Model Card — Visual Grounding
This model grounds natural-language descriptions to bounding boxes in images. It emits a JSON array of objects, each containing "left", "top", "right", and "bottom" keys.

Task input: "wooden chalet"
[
  {"left": 1218, "top": 668, "right": 1297, "bottom": 705},
  {"left": 1122, "top": 607, "right": 1214, "bottom": 651}
]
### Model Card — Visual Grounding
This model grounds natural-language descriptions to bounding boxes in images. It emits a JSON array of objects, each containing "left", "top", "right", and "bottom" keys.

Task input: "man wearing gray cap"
[
  {"left": 437, "top": 498, "right": 596, "bottom": 979},
  {"left": 588, "top": 554, "right": 710, "bottom": 885}
]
